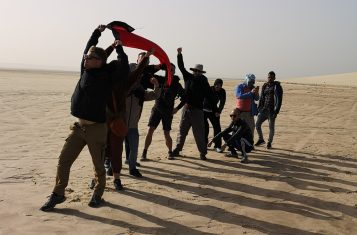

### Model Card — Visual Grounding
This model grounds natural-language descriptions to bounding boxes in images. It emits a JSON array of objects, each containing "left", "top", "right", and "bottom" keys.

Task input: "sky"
[{"left": 0, "top": 0, "right": 356, "bottom": 79}]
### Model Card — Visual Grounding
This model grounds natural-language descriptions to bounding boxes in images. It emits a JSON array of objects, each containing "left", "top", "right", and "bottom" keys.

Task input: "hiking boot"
[
  {"left": 168, "top": 151, "right": 175, "bottom": 160},
  {"left": 200, "top": 154, "right": 207, "bottom": 160},
  {"left": 172, "top": 148, "right": 180, "bottom": 157},
  {"left": 130, "top": 169, "right": 143, "bottom": 178},
  {"left": 88, "top": 194, "right": 103, "bottom": 208},
  {"left": 106, "top": 166, "right": 113, "bottom": 176},
  {"left": 113, "top": 179, "right": 123, "bottom": 191},
  {"left": 241, "top": 154, "right": 248, "bottom": 164},
  {"left": 255, "top": 139, "right": 266, "bottom": 146},
  {"left": 40, "top": 193, "right": 66, "bottom": 212},
  {"left": 267, "top": 142, "right": 272, "bottom": 149},
  {"left": 215, "top": 147, "right": 223, "bottom": 153}
]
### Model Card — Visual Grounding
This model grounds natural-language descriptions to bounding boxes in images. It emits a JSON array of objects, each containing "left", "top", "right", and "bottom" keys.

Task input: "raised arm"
[
  {"left": 80, "top": 24, "right": 106, "bottom": 75},
  {"left": 177, "top": 47, "right": 191, "bottom": 80}
]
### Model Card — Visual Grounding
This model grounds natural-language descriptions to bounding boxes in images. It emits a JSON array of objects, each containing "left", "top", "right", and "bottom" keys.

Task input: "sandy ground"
[{"left": 0, "top": 69, "right": 356, "bottom": 235}]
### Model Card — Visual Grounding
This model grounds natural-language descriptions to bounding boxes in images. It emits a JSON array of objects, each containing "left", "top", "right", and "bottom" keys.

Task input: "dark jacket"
[
  {"left": 258, "top": 81, "right": 283, "bottom": 114},
  {"left": 177, "top": 54, "right": 217, "bottom": 111},
  {"left": 70, "top": 29, "right": 129, "bottom": 123},
  {"left": 153, "top": 75, "right": 185, "bottom": 114},
  {"left": 203, "top": 86, "right": 226, "bottom": 113},
  {"left": 213, "top": 119, "right": 253, "bottom": 145}
]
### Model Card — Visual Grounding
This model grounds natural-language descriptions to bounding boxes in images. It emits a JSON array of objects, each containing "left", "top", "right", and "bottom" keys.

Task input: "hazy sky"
[{"left": 1, "top": 0, "right": 356, "bottom": 79}]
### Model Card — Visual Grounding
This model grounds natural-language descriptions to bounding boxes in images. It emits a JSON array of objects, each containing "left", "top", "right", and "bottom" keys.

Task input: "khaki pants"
[
  {"left": 240, "top": 112, "right": 255, "bottom": 139},
  {"left": 53, "top": 122, "right": 107, "bottom": 197}
]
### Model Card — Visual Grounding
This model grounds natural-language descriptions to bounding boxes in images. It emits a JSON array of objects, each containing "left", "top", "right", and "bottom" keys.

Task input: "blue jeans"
[
  {"left": 125, "top": 128, "right": 139, "bottom": 171},
  {"left": 256, "top": 109, "right": 276, "bottom": 143}
]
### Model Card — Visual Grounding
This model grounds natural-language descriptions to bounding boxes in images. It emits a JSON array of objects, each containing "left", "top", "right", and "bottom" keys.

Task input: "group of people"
[{"left": 40, "top": 25, "right": 283, "bottom": 211}]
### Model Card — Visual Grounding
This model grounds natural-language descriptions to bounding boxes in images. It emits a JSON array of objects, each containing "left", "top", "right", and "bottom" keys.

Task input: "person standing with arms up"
[
  {"left": 172, "top": 47, "right": 217, "bottom": 160},
  {"left": 255, "top": 71, "right": 283, "bottom": 149},
  {"left": 40, "top": 24, "right": 129, "bottom": 211}
]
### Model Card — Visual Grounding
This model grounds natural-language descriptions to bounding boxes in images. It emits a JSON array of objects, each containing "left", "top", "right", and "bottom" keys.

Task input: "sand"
[{"left": 0, "top": 69, "right": 356, "bottom": 235}]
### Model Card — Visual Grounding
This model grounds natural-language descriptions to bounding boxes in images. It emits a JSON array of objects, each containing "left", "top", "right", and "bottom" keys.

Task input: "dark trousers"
[{"left": 204, "top": 111, "right": 222, "bottom": 148}]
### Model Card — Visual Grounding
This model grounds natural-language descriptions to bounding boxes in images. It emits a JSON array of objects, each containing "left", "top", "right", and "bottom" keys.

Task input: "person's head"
[
  {"left": 170, "top": 63, "right": 176, "bottom": 75},
  {"left": 137, "top": 52, "right": 149, "bottom": 66},
  {"left": 244, "top": 73, "right": 256, "bottom": 88},
  {"left": 190, "top": 64, "right": 206, "bottom": 76},
  {"left": 83, "top": 46, "right": 107, "bottom": 69},
  {"left": 214, "top": 78, "right": 223, "bottom": 91},
  {"left": 230, "top": 108, "right": 241, "bottom": 121},
  {"left": 268, "top": 71, "right": 276, "bottom": 83}
]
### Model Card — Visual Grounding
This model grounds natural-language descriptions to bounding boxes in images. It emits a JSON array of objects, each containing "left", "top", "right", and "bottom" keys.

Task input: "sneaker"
[
  {"left": 113, "top": 179, "right": 123, "bottom": 191},
  {"left": 240, "top": 154, "right": 248, "bottom": 163},
  {"left": 200, "top": 154, "right": 207, "bottom": 160},
  {"left": 168, "top": 151, "right": 175, "bottom": 160},
  {"left": 88, "top": 194, "right": 103, "bottom": 208},
  {"left": 215, "top": 147, "right": 223, "bottom": 153},
  {"left": 106, "top": 166, "right": 113, "bottom": 176},
  {"left": 40, "top": 193, "right": 66, "bottom": 212},
  {"left": 130, "top": 169, "right": 143, "bottom": 178},
  {"left": 255, "top": 139, "right": 266, "bottom": 146},
  {"left": 89, "top": 179, "right": 96, "bottom": 190},
  {"left": 267, "top": 142, "right": 272, "bottom": 149},
  {"left": 172, "top": 148, "right": 180, "bottom": 157}
]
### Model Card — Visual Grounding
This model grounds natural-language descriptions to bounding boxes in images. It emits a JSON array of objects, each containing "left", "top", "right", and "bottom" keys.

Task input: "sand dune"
[
  {"left": 0, "top": 69, "right": 356, "bottom": 234},
  {"left": 285, "top": 72, "right": 357, "bottom": 87}
]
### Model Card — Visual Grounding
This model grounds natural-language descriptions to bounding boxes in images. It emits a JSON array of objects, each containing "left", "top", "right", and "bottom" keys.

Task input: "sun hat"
[{"left": 189, "top": 64, "right": 206, "bottom": 73}]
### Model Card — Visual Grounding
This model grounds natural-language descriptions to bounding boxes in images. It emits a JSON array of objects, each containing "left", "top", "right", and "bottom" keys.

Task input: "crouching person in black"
[{"left": 208, "top": 108, "right": 253, "bottom": 163}]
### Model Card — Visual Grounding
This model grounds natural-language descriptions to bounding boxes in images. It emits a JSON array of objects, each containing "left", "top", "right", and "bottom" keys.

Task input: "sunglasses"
[
  {"left": 84, "top": 54, "right": 100, "bottom": 60},
  {"left": 230, "top": 114, "right": 237, "bottom": 117}
]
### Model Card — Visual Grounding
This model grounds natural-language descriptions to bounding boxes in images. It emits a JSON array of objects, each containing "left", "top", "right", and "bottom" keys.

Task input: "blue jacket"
[{"left": 235, "top": 83, "right": 259, "bottom": 116}]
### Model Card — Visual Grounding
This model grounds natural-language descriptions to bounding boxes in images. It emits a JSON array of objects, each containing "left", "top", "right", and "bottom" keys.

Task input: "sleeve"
[
  {"left": 218, "top": 89, "right": 226, "bottom": 113},
  {"left": 80, "top": 29, "right": 101, "bottom": 75},
  {"left": 175, "top": 83, "right": 186, "bottom": 110},
  {"left": 177, "top": 54, "right": 192, "bottom": 81},
  {"left": 126, "top": 56, "right": 149, "bottom": 89},
  {"left": 275, "top": 83, "right": 283, "bottom": 114},
  {"left": 213, "top": 123, "right": 232, "bottom": 142},
  {"left": 235, "top": 84, "right": 254, "bottom": 99},
  {"left": 204, "top": 78, "right": 218, "bottom": 113},
  {"left": 257, "top": 83, "right": 266, "bottom": 110}
]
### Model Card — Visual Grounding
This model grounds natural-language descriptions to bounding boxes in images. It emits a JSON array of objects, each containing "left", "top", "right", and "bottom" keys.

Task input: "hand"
[
  {"left": 221, "top": 144, "right": 227, "bottom": 151},
  {"left": 145, "top": 48, "right": 155, "bottom": 57},
  {"left": 97, "top": 24, "right": 106, "bottom": 32},
  {"left": 207, "top": 141, "right": 213, "bottom": 148},
  {"left": 112, "top": 40, "right": 122, "bottom": 48},
  {"left": 150, "top": 77, "right": 159, "bottom": 87},
  {"left": 177, "top": 47, "right": 182, "bottom": 54},
  {"left": 252, "top": 87, "right": 259, "bottom": 95}
]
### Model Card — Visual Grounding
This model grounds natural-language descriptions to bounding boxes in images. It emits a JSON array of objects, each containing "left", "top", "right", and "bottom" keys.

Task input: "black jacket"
[
  {"left": 258, "top": 81, "right": 283, "bottom": 114},
  {"left": 203, "top": 86, "right": 226, "bottom": 113},
  {"left": 213, "top": 119, "right": 253, "bottom": 145},
  {"left": 177, "top": 54, "right": 217, "bottom": 111},
  {"left": 71, "top": 29, "right": 129, "bottom": 123}
]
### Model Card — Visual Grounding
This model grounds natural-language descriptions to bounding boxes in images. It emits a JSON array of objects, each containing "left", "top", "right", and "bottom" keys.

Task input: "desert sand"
[{"left": 0, "top": 69, "right": 356, "bottom": 235}]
